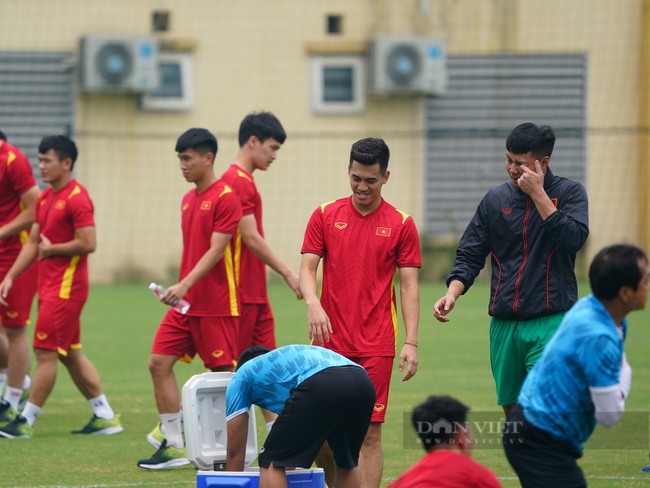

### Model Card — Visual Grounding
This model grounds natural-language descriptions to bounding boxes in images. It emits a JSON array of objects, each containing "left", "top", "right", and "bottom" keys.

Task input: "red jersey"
[
  {"left": 0, "top": 142, "right": 37, "bottom": 267},
  {"left": 35, "top": 180, "right": 94, "bottom": 302},
  {"left": 220, "top": 164, "right": 267, "bottom": 304},
  {"left": 388, "top": 450, "right": 501, "bottom": 488},
  {"left": 301, "top": 197, "right": 421, "bottom": 357},
  {"left": 180, "top": 180, "right": 242, "bottom": 317}
]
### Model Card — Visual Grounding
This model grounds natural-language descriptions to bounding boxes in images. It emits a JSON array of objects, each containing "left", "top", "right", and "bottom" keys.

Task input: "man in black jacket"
[{"left": 433, "top": 123, "right": 589, "bottom": 416}]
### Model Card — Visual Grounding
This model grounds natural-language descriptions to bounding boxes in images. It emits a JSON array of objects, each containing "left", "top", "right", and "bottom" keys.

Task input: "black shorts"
[
  {"left": 258, "top": 365, "right": 375, "bottom": 470},
  {"left": 503, "top": 404, "right": 586, "bottom": 488}
]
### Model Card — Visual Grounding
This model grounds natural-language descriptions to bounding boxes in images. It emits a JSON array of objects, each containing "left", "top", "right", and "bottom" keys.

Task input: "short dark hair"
[
  {"left": 589, "top": 244, "right": 648, "bottom": 300},
  {"left": 175, "top": 128, "right": 218, "bottom": 158},
  {"left": 0, "top": 130, "right": 6, "bottom": 141},
  {"left": 39, "top": 135, "right": 78, "bottom": 169},
  {"left": 238, "top": 112, "right": 286, "bottom": 147},
  {"left": 505, "top": 123, "right": 556, "bottom": 160},
  {"left": 349, "top": 138, "right": 390, "bottom": 175},
  {"left": 236, "top": 345, "right": 271, "bottom": 371},
  {"left": 411, "top": 395, "right": 470, "bottom": 452}
]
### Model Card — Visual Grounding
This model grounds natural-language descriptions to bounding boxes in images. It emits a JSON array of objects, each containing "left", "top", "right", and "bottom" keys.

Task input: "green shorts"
[{"left": 490, "top": 313, "right": 565, "bottom": 406}]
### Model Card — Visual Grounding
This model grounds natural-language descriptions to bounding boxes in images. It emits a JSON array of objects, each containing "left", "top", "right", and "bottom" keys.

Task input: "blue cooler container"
[{"left": 196, "top": 468, "right": 325, "bottom": 488}]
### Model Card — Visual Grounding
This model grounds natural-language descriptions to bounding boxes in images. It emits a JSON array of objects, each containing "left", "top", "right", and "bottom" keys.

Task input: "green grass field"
[{"left": 2, "top": 281, "right": 650, "bottom": 487}]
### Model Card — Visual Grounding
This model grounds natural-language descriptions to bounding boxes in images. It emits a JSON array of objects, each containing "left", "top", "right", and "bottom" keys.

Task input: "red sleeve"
[
  {"left": 8, "top": 152, "right": 37, "bottom": 195},
  {"left": 213, "top": 190, "right": 242, "bottom": 234},
  {"left": 300, "top": 207, "right": 325, "bottom": 257},
  {"left": 230, "top": 176, "right": 257, "bottom": 216},
  {"left": 396, "top": 217, "right": 421, "bottom": 268},
  {"left": 475, "top": 466, "right": 502, "bottom": 488},
  {"left": 69, "top": 193, "right": 95, "bottom": 229},
  {"left": 34, "top": 192, "right": 46, "bottom": 226}
]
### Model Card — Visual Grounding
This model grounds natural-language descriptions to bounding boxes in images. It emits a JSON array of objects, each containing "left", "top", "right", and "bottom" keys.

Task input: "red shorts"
[
  {"left": 0, "top": 261, "right": 37, "bottom": 327},
  {"left": 34, "top": 298, "right": 85, "bottom": 356},
  {"left": 152, "top": 309, "right": 239, "bottom": 369},
  {"left": 347, "top": 356, "right": 393, "bottom": 423},
  {"left": 238, "top": 302, "right": 276, "bottom": 354}
]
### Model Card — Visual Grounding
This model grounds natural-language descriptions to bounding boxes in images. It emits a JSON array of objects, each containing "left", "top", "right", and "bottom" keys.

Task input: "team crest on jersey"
[
  {"left": 373, "top": 403, "right": 385, "bottom": 412},
  {"left": 36, "top": 332, "right": 48, "bottom": 341},
  {"left": 334, "top": 222, "right": 347, "bottom": 230},
  {"left": 201, "top": 201, "right": 213, "bottom": 211},
  {"left": 376, "top": 227, "right": 391, "bottom": 237},
  {"left": 55, "top": 200, "right": 66, "bottom": 210},
  {"left": 212, "top": 350, "right": 224, "bottom": 358},
  {"left": 6, "top": 311, "right": 18, "bottom": 319},
  {"left": 40, "top": 199, "right": 46, "bottom": 206},
  {"left": 182, "top": 203, "right": 189, "bottom": 211},
  {"left": 551, "top": 198, "right": 558, "bottom": 208},
  {"left": 502, "top": 208, "right": 513, "bottom": 215}
]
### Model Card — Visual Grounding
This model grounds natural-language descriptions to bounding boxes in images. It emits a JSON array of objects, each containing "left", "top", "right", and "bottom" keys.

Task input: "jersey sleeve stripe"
[
  {"left": 320, "top": 200, "right": 336, "bottom": 212},
  {"left": 223, "top": 245, "right": 239, "bottom": 316},
  {"left": 7, "top": 151, "right": 16, "bottom": 166},
  {"left": 59, "top": 255, "right": 80, "bottom": 299},
  {"left": 219, "top": 185, "right": 233, "bottom": 197},
  {"left": 236, "top": 170, "right": 252, "bottom": 182},
  {"left": 226, "top": 408, "right": 249, "bottom": 422},
  {"left": 395, "top": 208, "right": 410, "bottom": 224},
  {"left": 390, "top": 274, "right": 398, "bottom": 355},
  {"left": 68, "top": 185, "right": 82, "bottom": 199}
]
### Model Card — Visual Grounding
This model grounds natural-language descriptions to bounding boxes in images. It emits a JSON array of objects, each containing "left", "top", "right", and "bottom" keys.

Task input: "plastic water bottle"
[{"left": 149, "top": 283, "right": 190, "bottom": 314}]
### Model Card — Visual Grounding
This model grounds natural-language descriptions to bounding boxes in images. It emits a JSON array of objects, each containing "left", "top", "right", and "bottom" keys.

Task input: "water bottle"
[{"left": 149, "top": 283, "right": 190, "bottom": 314}]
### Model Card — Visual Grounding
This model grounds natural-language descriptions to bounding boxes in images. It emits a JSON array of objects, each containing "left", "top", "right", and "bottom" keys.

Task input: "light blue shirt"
[
  {"left": 226, "top": 344, "right": 362, "bottom": 420},
  {"left": 519, "top": 294, "right": 626, "bottom": 452}
]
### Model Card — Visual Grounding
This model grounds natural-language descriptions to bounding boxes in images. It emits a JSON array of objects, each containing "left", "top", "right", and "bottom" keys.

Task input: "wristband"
[{"left": 404, "top": 341, "right": 418, "bottom": 347}]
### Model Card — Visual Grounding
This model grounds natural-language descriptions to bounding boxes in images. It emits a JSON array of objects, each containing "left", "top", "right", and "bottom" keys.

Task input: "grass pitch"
[{"left": 2, "top": 281, "right": 650, "bottom": 487}]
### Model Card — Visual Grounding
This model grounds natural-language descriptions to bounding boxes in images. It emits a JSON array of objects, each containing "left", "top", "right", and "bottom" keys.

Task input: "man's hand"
[
  {"left": 399, "top": 343, "right": 418, "bottom": 381},
  {"left": 162, "top": 282, "right": 190, "bottom": 307},
  {"left": 307, "top": 301, "right": 332, "bottom": 345},
  {"left": 38, "top": 234, "right": 55, "bottom": 259},
  {"left": 284, "top": 271, "right": 303, "bottom": 300},
  {"left": 0, "top": 278, "right": 13, "bottom": 306},
  {"left": 517, "top": 160, "right": 545, "bottom": 197},
  {"left": 433, "top": 295, "right": 456, "bottom": 322}
]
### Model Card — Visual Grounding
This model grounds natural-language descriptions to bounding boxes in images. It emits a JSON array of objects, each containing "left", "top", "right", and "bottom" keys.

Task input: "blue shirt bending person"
[
  {"left": 503, "top": 244, "right": 648, "bottom": 488},
  {"left": 226, "top": 344, "right": 375, "bottom": 488}
]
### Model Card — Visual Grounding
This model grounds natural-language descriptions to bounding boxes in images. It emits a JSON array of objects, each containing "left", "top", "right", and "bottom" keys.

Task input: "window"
[
  {"left": 139, "top": 52, "right": 193, "bottom": 112},
  {"left": 310, "top": 55, "right": 365, "bottom": 115},
  {"left": 327, "top": 15, "right": 342, "bottom": 34}
]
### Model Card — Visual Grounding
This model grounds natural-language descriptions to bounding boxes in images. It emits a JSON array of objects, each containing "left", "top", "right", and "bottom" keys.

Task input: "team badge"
[
  {"left": 36, "top": 332, "right": 48, "bottom": 341},
  {"left": 6, "top": 311, "right": 18, "bottom": 319},
  {"left": 551, "top": 198, "right": 558, "bottom": 208},
  {"left": 376, "top": 227, "right": 391, "bottom": 237},
  {"left": 373, "top": 404, "right": 386, "bottom": 412},
  {"left": 182, "top": 203, "right": 189, "bottom": 211},
  {"left": 334, "top": 222, "right": 347, "bottom": 230},
  {"left": 212, "top": 350, "right": 224, "bottom": 358},
  {"left": 201, "top": 201, "right": 212, "bottom": 211},
  {"left": 502, "top": 208, "right": 512, "bottom": 215},
  {"left": 40, "top": 199, "right": 46, "bottom": 206},
  {"left": 55, "top": 200, "right": 66, "bottom": 210}
]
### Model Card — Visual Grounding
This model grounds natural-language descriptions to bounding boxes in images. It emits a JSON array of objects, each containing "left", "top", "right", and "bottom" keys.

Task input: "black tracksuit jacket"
[{"left": 446, "top": 168, "right": 589, "bottom": 321}]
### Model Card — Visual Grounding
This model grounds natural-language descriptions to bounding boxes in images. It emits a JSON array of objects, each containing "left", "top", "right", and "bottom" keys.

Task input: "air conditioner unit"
[
  {"left": 369, "top": 36, "right": 447, "bottom": 96},
  {"left": 80, "top": 35, "right": 159, "bottom": 93}
]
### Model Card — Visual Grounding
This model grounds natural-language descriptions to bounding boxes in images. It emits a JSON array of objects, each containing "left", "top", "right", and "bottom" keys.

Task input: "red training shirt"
[
  {"left": 180, "top": 180, "right": 243, "bottom": 317},
  {"left": 0, "top": 142, "right": 37, "bottom": 267},
  {"left": 35, "top": 180, "right": 94, "bottom": 302},
  {"left": 301, "top": 197, "right": 421, "bottom": 357},
  {"left": 388, "top": 450, "right": 502, "bottom": 488},
  {"left": 220, "top": 164, "right": 267, "bottom": 304}
]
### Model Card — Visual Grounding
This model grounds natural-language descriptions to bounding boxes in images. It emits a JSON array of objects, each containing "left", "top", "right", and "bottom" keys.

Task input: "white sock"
[
  {"left": 0, "top": 370, "right": 7, "bottom": 397},
  {"left": 21, "top": 401, "right": 41, "bottom": 427},
  {"left": 160, "top": 412, "right": 184, "bottom": 449},
  {"left": 88, "top": 394, "right": 115, "bottom": 420},
  {"left": 266, "top": 421, "right": 275, "bottom": 432},
  {"left": 22, "top": 375, "right": 32, "bottom": 390},
  {"left": 4, "top": 386, "right": 22, "bottom": 410}
]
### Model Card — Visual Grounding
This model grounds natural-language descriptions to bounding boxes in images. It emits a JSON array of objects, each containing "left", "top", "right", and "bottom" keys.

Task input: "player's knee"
[
  {"left": 5, "top": 326, "right": 26, "bottom": 341},
  {"left": 148, "top": 354, "right": 173, "bottom": 376}
]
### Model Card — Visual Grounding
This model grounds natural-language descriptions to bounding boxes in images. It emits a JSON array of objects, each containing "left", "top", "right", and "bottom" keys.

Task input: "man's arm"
[
  {"left": 0, "top": 222, "right": 40, "bottom": 305},
  {"left": 39, "top": 226, "right": 96, "bottom": 259},
  {"left": 163, "top": 231, "right": 233, "bottom": 306},
  {"left": 226, "top": 413, "right": 249, "bottom": 471},
  {"left": 590, "top": 353, "right": 632, "bottom": 427},
  {"left": 239, "top": 214, "right": 301, "bottom": 298},
  {"left": 299, "top": 252, "right": 332, "bottom": 345},
  {"left": 398, "top": 267, "right": 419, "bottom": 381},
  {"left": 433, "top": 280, "right": 466, "bottom": 322},
  {"left": 0, "top": 185, "right": 39, "bottom": 239}
]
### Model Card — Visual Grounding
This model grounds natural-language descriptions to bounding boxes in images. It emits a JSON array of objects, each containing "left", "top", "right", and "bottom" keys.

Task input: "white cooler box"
[{"left": 182, "top": 372, "right": 258, "bottom": 470}]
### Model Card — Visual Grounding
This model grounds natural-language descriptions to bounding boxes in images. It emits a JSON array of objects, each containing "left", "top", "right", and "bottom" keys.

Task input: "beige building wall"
[{"left": 0, "top": 0, "right": 643, "bottom": 281}]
